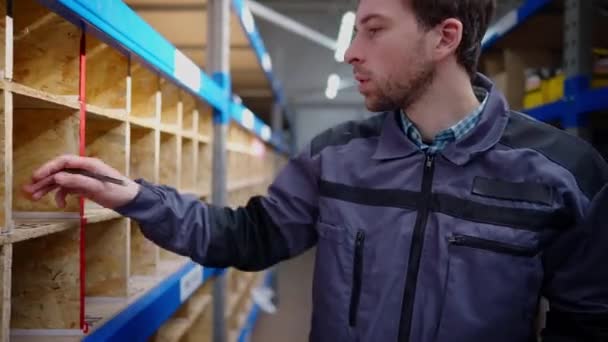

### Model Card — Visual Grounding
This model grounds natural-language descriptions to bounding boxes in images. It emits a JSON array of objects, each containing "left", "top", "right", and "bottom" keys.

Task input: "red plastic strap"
[{"left": 78, "top": 30, "right": 87, "bottom": 333}]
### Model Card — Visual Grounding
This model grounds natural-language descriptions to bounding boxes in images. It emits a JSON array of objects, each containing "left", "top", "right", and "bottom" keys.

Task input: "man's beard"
[{"left": 365, "top": 60, "right": 435, "bottom": 113}]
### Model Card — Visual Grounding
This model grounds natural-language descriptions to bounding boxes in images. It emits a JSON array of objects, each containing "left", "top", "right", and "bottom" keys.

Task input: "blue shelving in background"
[{"left": 481, "top": 0, "right": 608, "bottom": 128}]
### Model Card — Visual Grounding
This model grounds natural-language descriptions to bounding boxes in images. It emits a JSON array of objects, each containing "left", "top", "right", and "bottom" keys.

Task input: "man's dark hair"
[{"left": 410, "top": 0, "right": 496, "bottom": 78}]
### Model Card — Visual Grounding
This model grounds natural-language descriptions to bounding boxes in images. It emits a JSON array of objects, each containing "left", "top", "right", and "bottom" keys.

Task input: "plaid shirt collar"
[{"left": 401, "top": 87, "right": 489, "bottom": 155}]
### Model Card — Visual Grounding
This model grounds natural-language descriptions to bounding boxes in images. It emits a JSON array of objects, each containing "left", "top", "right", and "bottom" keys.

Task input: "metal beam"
[
  {"left": 248, "top": 0, "right": 337, "bottom": 51},
  {"left": 564, "top": 0, "right": 593, "bottom": 80},
  {"left": 208, "top": 0, "right": 230, "bottom": 341},
  {"left": 563, "top": 0, "right": 593, "bottom": 139}
]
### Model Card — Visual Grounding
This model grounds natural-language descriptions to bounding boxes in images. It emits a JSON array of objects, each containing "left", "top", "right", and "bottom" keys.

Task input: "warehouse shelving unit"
[
  {"left": 0, "top": 0, "right": 288, "bottom": 341},
  {"left": 480, "top": 0, "right": 608, "bottom": 142}
]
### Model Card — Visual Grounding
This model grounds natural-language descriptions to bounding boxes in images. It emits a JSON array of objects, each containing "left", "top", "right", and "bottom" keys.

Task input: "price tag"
[
  {"left": 180, "top": 265, "right": 203, "bottom": 303},
  {"left": 174, "top": 50, "right": 202, "bottom": 92}
]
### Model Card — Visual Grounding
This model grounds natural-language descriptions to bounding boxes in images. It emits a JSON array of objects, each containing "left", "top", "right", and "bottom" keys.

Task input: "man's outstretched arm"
[{"left": 24, "top": 147, "right": 321, "bottom": 272}]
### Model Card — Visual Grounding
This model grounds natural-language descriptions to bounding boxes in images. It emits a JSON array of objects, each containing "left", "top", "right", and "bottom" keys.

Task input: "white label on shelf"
[
  {"left": 261, "top": 125, "right": 271, "bottom": 141},
  {"left": 180, "top": 265, "right": 203, "bottom": 303},
  {"left": 242, "top": 109, "right": 255, "bottom": 130},
  {"left": 174, "top": 50, "right": 202, "bottom": 92},
  {"left": 262, "top": 53, "right": 272, "bottom": 72}
]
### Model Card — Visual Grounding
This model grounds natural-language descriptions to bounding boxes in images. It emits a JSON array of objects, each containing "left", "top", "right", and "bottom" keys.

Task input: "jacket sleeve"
[
  {"left": 114, "top": 145, "right": 320, "bottom": 272},
  {"left": 541, "top": 182, "right": 608, "bottom": 341}
]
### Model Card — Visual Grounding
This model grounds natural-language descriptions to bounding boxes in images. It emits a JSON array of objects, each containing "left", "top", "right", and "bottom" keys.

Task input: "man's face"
[{"left": 345, "top": 0, "right": 436, "bottom": 112}]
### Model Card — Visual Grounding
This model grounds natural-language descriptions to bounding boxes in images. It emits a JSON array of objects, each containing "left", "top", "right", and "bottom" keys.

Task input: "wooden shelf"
[
  {"left": 130, "top": 60, "right": 158, "bottom": 121},
  {"left": 2, "top": 81, "right": 79, "bottom": 111},
  {"left": 0, "top": 0, "right": 285, "bottom": 339},
  {"left": 11, "top": 227, "right": 81, "bottom": 330},
  {"left": 13, "top": 0, "right": 80, "bottom": 98},
  {"left": 129, "top": 116, "right": 157, "bottom": 130},
  {"left": 10, "top": 218, "right": 78, "bottom": 245}
]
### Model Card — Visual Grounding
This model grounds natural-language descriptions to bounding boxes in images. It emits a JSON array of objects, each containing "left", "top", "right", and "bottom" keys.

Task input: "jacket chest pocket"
[{"left": 435, "top": 233, "right": 542, "bottom": 342}]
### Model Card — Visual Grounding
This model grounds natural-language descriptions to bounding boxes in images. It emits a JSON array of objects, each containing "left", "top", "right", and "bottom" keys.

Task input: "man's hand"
[{"left": 23, "top": 154, "right": 140, "bottom": 209}]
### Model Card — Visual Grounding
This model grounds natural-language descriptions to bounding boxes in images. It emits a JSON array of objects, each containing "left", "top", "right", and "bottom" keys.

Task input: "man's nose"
[{"left": 344, "top": 35, "right": 361, "bottom": 65}]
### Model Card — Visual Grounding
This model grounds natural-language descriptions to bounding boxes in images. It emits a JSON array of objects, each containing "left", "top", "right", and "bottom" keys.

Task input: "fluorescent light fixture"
[
  {"left": 325, "top": 74, "right": 341, "bottom": 99},
  {"left": 334, "top": 11, "right": 355, "bottom": 62}
]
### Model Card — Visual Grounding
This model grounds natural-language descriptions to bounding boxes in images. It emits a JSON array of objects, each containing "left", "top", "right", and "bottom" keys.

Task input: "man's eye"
[{"left": 368, "top": 28, "right": 381, "bottom": 36}]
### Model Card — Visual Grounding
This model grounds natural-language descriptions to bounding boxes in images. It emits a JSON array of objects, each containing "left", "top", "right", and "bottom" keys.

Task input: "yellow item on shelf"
[
  {"left": 547, "top": 73, "right": 565, "bottom": 103},
  {"left": 523, "top": 90, "right": 544, "bottom": 109},
  {"left": 592, "top": 77, "right": 608, "bottom": 89}
]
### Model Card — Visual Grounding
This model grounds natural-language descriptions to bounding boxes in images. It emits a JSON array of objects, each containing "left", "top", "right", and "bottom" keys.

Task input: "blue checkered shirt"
[{"left": 401, "top": 88, "right": 488, "bottom": 155}]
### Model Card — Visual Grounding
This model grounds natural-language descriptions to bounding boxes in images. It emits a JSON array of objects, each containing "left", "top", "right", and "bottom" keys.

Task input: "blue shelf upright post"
[{"left": 208, "top": 0, "right": 231, "bottom": 341}]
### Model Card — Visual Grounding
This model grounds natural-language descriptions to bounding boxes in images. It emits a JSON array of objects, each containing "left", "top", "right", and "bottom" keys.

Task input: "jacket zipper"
[
  {"left": 448, "top": 234, "right": 538, "bottom": 258},
  {"left": 398, "top": 154, "right": 436, "bottom": 342},
  {"left": 349, "top": 230, "right": 365, "bottom": 327}
]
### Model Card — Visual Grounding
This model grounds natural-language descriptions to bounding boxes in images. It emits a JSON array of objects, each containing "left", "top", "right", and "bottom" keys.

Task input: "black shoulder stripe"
[
  {"left": 500, "top": 111, "right": 608, "bottom": 200},
  {"left": 311, "top": 113, "right": 385, "bottom": 156}
]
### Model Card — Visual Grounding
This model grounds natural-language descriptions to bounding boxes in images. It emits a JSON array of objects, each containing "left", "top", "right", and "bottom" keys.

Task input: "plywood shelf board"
[
  {"left": 130, "top": 125, "right": 156, "bottom": 180},
  {"left": 14, "top": 0, "right": 80, "bottom": 96},
  {"left": 160, "top": 133, "right": 178, "bottom": 187},
  {"left": 130, "top": 61, "right": 159, "bottom": 119},
  {"left": 130, "top": 221, "right": 157, "bottom": 277},
  {"left": 181, "top": 139, "right": 195, "bottom": 190},
  {"left": 160, "top": 78, "right": 180, "bottom": 126},
  {"left": 86, "top": 118, "right": 127, "bottom": 173},
  {"left": 13, "top": 107, "right": 80, "bottom": 212},
  {"left": 181, "top": 92, "right": 196, "bottom": 132},
  {"left": 85, "top": 218, "right": 129, "bottom": 297},
  {"left": 11, "top": 227, "right": 80, "bottom": 329},
  {"left": 154, "top": 318, "right": 189, "bottom": 342},
  {"left": 86, "top": 35, "right": 128, "bottom": 111},
  {"left": 6, "top": 82, "right": 79, "bottom": 111}
]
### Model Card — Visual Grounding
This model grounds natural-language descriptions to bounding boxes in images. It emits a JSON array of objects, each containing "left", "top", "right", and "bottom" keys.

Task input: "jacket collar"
[{"left": 372, "top": 73, "right": 510, "bottom": 165}]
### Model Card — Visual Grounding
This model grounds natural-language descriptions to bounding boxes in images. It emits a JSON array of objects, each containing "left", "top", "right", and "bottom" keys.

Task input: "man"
[{"left": 23, "top": 0, "right": 608, "bottom": 341}]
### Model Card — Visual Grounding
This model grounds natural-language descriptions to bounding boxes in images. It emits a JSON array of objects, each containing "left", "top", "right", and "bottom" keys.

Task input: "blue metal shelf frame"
[
  {"left": 237, "top": 271, "right": 274, "bottom": 342},
  {"left": 83, "top": 264, "right": 220, "bottom": 342},
  {"left": 481, "top": 0, "right": 608, "bottom": 128},
  {"left": 38, "top": 0, "right": 289, "bottom": 152},
  {"left": 482, "top": 0, "right": 552, "bottom": 50}
]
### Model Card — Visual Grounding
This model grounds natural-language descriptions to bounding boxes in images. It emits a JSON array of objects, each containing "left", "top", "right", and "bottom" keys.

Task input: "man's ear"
[{"left": 433, "top": 18, "right": 463, "bottom": 61}]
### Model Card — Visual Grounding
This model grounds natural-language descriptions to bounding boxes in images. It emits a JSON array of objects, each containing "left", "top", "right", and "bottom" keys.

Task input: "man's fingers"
[
  {"left": 31, "top": 155, "right": 106, "bottom": 183},
  {"left": 24, "top": 175, "right": 56, "bottom": 194},
  {"left": 31, "top": 183, "right": 59, "bottom": 201},
  {"left": 53, "top": 172, "right": 105, "bottom": 195},
  {"left": 55, "top": 187, "right": 68, "bottom": 208}
]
